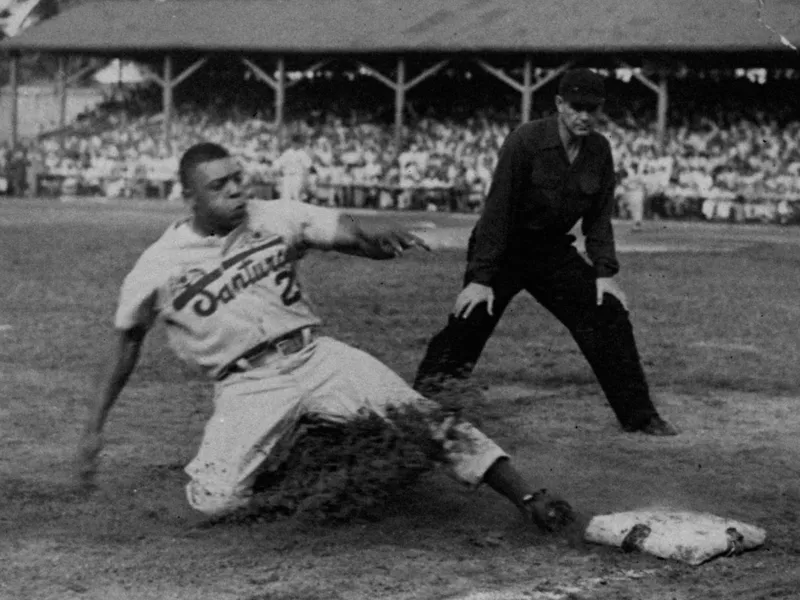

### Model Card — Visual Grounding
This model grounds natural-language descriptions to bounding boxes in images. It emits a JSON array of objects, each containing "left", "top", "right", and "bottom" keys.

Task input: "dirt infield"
[{"left": 2, "top": 199, "right": 800, "bottom": 600}]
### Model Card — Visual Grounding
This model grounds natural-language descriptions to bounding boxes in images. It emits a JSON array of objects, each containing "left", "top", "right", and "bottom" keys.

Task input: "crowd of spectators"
[
  {"left": 606, "top": 90, "right": 800, "bottom": 224},
  {"left": 2, "top": 70, "right": 799, "bottom": 224}
]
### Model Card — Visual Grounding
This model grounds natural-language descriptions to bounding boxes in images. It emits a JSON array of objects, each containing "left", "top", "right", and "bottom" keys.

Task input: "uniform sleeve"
[
  {"left": 466, "top": 128, "right": 525, "bottom": 286},
  {"left": 114, "top": 254, "right": 160, "bottom": 330},
  {"left": 248, "top": 199, "right": 340, "bottom": 249},
  {"left": 581, "top": 145, "right": 620, "bottom": 278},
  {"left": 294, "top": 201, "right": 340, "bottom": 247}
]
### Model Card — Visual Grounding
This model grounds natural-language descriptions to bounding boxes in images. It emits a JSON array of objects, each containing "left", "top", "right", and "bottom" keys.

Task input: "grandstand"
[{"left": 0, "top": 0, "right": 799, "bottom": 222}]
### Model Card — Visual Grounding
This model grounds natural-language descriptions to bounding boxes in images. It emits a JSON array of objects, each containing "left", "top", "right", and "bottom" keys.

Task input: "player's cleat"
[{"left": 521, "top": 489, "right": 578, "bottom": 534}]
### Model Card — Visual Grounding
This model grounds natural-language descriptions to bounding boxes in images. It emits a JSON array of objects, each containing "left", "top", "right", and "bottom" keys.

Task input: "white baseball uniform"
[
  {"left": 115, "top": 200, "right": 507, "bottom": 516},
  {"left": 274, "top": 148, "right": 312, "bottom": 201},
  {"left": 620, "top": 179, "right": 645, "bottom": 226}
]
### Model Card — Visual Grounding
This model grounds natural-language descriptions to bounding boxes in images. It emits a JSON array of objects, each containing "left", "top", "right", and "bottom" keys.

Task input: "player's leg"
[
  {"left": 300, "top": 336, "right": 506, "bottom": 483},
  {"left": 298, "top": 337, "right": 578, "bottom": 533},
  {"left": 279, "top": 176, "right": 293, "bottom": 201},
  {"left": 288, "top": 176, "right": 303, "bottom": 201},
  {"left": 184, "top": 369, "right": 304, "bottom": 516},
  {"left": 524, "top": 250, "right": 674, "bottom": 434},
  {"left": 413, "top": 266, "right": 522, "bottom": 398}
]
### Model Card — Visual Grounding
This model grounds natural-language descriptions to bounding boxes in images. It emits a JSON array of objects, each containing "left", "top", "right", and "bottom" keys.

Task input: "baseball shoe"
[
  {"left": 624, "top": 416, "right": 678, "bottom": 436},
  {"left": 521, "top": 489, "right": 579, "bottom": 534}
]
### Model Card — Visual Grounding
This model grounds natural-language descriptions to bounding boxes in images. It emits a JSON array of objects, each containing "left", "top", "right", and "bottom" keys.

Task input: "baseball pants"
[
  {"left": 185, "top": 336, "right": 508, "bottom": 516},
  {"left": 280, "top": 175, "right": 305, "bottom": 201},
  {"left": 413, "top": 245, "right": 660, "bottom": 431}
]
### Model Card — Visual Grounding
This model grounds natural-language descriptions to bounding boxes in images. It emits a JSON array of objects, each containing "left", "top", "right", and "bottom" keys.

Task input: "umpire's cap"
[{"left": 558, "top": 68, "right": 605, "bottom": 106}]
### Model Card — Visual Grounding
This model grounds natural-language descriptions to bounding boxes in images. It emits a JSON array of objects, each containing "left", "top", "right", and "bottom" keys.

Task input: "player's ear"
[{"left": 182, "top": 182, "right": 199, "bottom": 210}]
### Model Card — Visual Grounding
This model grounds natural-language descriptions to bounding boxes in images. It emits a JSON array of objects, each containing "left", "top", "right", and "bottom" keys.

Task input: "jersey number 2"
[{"left": 275, "top": 269, "right": 302, "bottom": 306}]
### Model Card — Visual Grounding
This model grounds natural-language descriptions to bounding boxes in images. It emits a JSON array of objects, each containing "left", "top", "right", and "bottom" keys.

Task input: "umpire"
[{"left": 414, "top": 68, "right": 676, "bottom": 436}]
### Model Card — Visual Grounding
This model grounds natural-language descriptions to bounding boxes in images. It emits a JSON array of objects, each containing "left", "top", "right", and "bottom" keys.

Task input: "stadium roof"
[{"left": 1, "top": 0, "right": 799, "bottom": 59}]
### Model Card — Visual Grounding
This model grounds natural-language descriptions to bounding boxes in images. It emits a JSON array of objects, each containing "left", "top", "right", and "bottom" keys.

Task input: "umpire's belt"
[{"left": 217, "top": 327, "right": 316, "bottom": 381}]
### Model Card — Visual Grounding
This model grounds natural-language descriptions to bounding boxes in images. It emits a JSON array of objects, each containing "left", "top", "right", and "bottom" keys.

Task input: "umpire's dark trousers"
[{"left": 413, "top": 241, "right": 659, "bottom": 431}]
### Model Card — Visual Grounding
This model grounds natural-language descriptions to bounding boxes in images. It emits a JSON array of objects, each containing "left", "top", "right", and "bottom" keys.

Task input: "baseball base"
[{"left": 584, "top": 509, "right": 767, "bottom": 565}]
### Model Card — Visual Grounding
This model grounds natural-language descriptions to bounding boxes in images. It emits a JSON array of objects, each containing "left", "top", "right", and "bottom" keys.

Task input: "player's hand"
[
  {"left": 75, "top": 430, "right": 103, "bottom": 490},
  {"left": 453, "top": 282, "right": 495, "bottom": 319},
  {"left": 596, "top": 277, "right": 628, "bottom": 311},
  {"left": 372, "top": 227, "right": 431, "bottom": 258}
]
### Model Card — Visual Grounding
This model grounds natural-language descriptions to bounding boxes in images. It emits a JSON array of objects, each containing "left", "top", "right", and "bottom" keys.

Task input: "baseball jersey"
[{"left": 114, "top": 200, "right": 340, "bottom": 379}]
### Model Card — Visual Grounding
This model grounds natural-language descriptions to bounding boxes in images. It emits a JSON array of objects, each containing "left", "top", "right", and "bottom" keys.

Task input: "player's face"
[
  {"left": 186, "top": 158, "right": 247, "bottom": 235},
  {"left": 556, "top": 95, "right": 602, "bottom": 137}
]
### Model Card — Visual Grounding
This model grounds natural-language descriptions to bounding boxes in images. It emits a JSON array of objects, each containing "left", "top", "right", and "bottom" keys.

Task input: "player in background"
[
  {"left": 273, "top": 133, "right": 312, "bottom": 201},
  {"left": 75, "top": 142, "right": 580, "bottom": 535},
  {"left": 617, "top": 169, "right": 646, "bottom": 231}
]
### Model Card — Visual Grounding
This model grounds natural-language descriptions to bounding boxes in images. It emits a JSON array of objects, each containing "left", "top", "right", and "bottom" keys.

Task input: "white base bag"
[{"left": 583, "top": 510, "right": 767, "bottom": 565}]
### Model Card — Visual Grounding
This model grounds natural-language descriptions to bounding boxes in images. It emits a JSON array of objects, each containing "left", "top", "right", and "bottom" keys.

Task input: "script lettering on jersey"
[{"left": 172, "top": 237, "right": 301, "bottom": 316}]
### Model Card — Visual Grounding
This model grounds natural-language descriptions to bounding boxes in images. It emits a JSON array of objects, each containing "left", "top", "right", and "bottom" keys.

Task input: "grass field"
[{"left": 2, "top": 198, "right": 800, "bottom": 600}]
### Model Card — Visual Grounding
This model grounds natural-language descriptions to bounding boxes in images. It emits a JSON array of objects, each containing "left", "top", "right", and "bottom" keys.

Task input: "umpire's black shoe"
[{"left": 624, "top": 416, "right": 678, "bottom": 436}]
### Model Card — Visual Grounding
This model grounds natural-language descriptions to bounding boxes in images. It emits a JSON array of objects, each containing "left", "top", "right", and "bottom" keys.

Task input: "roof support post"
[
  {"left": 241, "top": 56, "right": 287, "bottom": 147},
  {"left": 621, "top": 62, "right": 668, "bottom": 149},
  {"left": 10, "top": 52, "right": 19, "bottom": 147},
  {"left": 276, "top": 56, "right": 285, "bottom": 146},
  {"left": 142, "top": 55, "right": 207, "bottom": 153},
  {"left": 66, "top": 60, "right": 100, "bottom": 86},
  {"left": 656, "top": 76, "right": 668, "bottom": 150},
  {"left": 529, "top": 62, "right": 573, "bottom": 94},
  {"left": 358, "top": 57, "right": 448, "bottom": 154},
  {"left": 394, "top": 57, "right": 405, "bottom": 155},
  {"left": 56, "top": 56, "right": 67, "bottom": 147},
  {"left": 163, "top": 54, "right": 173, "bottom": 153},
  {"left": 477, "top": 59, "right": 573, "bottom": 125},
  {"left": 521, "top": 56, "right": 532, "bottom": 123},
  {"left": 53, "top": 58, "right": 98, "bottom": 147}
]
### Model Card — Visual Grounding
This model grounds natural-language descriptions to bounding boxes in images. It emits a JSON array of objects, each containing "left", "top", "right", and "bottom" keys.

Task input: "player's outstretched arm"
[
  {"left": 76, "top": 325, "right": 147, "bottom": 488},
  {"left": 330, "top": 213, "right": 431, "bottom": 260}
]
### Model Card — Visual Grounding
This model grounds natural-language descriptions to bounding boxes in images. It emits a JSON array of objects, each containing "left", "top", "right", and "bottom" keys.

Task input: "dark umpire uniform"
[{"left": 414, "top": 69, "right": 675, "bottom": 436}]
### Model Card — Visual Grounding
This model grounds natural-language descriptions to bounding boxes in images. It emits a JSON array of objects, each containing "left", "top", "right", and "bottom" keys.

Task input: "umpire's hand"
[
  {"left": 454, "top": 282, "right": 495, "bottom": 319},
  {"left": 596, "top": 277, "right": 629, "bottom": 311}
]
